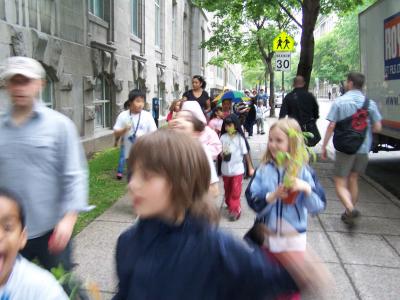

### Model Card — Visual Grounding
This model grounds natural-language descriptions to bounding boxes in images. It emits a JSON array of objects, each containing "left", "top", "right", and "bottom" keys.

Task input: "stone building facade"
[{"left": 0, "top": 0, "right": 242, "bottom": 154}]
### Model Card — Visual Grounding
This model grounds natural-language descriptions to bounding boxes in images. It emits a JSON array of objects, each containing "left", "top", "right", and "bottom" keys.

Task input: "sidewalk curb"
[{"left": 361, "top": 173, "right": 400, "bottom": 208}]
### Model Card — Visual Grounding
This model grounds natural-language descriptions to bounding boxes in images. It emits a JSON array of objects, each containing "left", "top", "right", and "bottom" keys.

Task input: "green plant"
[{"left": 275, "top": 129, "right": 316, "bottom": 191}]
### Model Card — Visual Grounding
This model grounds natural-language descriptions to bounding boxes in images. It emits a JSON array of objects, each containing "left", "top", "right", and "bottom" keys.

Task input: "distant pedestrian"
[
  {"left": 321, "top": 72, "right": 382, "bottom": 226},
  {"left": 220, "top": 115, "right": 254, "bottom": 221},
  {"left": 113, "top": 89, "right": 157, "bottom": 180},
  {"left": 246, "top": 118, "right": 326, "bottom": 299},
  {"left": 166, "top": 98, "right": 183, "bottom": 122},
  {"left": 279, "top": 76, "right": 320, "bottom": 146},
  {"left": 208, "top": 106, "right": 224, "bottom": 136},
  {"left": 328, "top": 91, "right": 332, "bottom": 101},
  {"left": 244, "top": 98, "right": 256, "bottom": 138},
  {"left": 0, "top": 56, "right": 89, "bottom": 298},
  {"left": 113, "top": 129, "right": 328, "bottom": 300},
  {"left": 256, "top": 100, "right": 268, "bottom": 135}
]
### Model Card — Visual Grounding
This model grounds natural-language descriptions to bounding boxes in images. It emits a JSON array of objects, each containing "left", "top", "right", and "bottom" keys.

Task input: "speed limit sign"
[{"left": 275, "top": 53, "right": 291, "bottom": 71}]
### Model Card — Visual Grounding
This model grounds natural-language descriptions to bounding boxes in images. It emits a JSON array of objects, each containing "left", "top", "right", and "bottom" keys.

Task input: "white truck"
[{"left": 359, "top": 0, "right": 400, "bottom": 151}]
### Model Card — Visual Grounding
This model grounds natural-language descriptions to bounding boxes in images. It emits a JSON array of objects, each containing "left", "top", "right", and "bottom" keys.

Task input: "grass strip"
[{"left": 73, "top": 148, "right": 127, "bottom": 235}]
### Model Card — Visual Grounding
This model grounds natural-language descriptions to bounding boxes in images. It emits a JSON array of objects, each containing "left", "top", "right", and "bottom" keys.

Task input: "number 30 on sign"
[{"left": 275, "top": 53, "right": 291, "bottom": 72}]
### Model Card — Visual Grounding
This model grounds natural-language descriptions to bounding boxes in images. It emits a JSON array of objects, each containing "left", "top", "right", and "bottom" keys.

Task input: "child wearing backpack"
[
  {"left": 220, "top": 115, "right": 254, "bottom": 221},
  {"left": 113, "top": 129, "right": 330, "bottom": 300},
  {"left": 246, "top": 118, "right": 326, "bottom": 299}
]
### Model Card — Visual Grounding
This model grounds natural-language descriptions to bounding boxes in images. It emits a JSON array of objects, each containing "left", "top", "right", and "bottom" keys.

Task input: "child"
[
  {"left": 113, "top": 129, "right": 323, "bottom": 300},
  {"left": 256, "top": 100, "right": 268, "bottom": 135},
  {"left": 221, "top": 98, "right": 233, "bottom": 119},
  {"left": 0, "top": 188, "right": 68, "bottom": 299},
  {"left": 208, "top": 106, "right": 224, "bottom": 135},
  {"left": 169, "top": 101, "right": 220, "bottom": 198},
  {"left": 113, "top": 89, "right": 157, "bottom": 180},
  {"left": 245, "top": 118, "right": 326, "bottom": 299},
  {"left": 220, "top": 115, "right": 254, "bottom": 221},
  {"left": 166, "top": 99, "right": 182, "bottom": 122}
]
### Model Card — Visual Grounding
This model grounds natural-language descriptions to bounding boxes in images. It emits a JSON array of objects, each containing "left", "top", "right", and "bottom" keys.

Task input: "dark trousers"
[{"left": 21, "top": 230, "right": 73, "bottom": 271}]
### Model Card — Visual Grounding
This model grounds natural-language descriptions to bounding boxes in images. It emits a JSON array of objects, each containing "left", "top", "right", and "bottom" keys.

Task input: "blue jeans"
[{"left": 117, "top": 144, "right": 125, "bottom": 174}]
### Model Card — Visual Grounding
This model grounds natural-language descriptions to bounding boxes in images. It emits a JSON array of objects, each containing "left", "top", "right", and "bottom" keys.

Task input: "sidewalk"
[{"left": 74, "top": 120, "right": 400, "bottom": 300}]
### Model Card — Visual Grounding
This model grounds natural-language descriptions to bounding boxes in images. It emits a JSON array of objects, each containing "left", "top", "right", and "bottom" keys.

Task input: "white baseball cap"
[
  {"left": 2, "top": 56, "right": 45, "bottom": 80},
  {"left": 181, "top": 101, "right": 207, "bottom": 125}
]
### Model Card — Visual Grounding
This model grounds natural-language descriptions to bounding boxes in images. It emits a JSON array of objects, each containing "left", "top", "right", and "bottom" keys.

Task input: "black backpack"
[{"left": 333, "top": 97, "right": 369, "bottom": 154}]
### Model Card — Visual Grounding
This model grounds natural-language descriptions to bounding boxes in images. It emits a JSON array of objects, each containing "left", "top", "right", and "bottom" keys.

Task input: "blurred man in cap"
[{"left": 0, "top": 56, "right": 88, "bottom": 295}]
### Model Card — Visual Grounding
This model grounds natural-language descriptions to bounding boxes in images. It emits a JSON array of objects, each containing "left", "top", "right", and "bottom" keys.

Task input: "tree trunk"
[
  {"left": 296, "top": 0, "right": 320, "bottom": 90},
  {"left": 267, "top": 59, "right": 275, "bottom": 117}
]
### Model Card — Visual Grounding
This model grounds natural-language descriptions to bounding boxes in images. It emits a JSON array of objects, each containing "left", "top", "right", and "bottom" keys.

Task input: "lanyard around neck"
[{"left": 130, "top": 111, "right": 142, "bottom": 135}]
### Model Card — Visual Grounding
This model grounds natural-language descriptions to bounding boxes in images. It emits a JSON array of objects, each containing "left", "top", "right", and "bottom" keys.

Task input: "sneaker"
[
  {"left": 261, "top": 132, "right": 265, "bottom": 135},
  {"left": 116, "top": 173, "right": 123, "bottom": 180},
  {"left": 341, "top": 211, "right": 354, "bottom": 226},
  {"left": 351, "top": 209, "right": 361, "bottom": 218},
  {"left": 229, "top": 212, "right": 241, "bottom": 222}
]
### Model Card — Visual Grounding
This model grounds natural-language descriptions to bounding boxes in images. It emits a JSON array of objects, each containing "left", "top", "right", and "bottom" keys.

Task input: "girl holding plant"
[{"left": 245, "top": 118, "right": 325, "bottom": 299}]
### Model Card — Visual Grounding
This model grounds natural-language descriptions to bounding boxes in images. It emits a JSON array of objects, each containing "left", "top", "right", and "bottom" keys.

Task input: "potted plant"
[{"left": 275, "top": 129, "right": 316, "bottom": 205}]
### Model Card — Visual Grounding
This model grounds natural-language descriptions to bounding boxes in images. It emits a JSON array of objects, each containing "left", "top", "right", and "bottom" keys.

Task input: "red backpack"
[{"left": 333, "top": 97, "right": 369, "bottom": 154}]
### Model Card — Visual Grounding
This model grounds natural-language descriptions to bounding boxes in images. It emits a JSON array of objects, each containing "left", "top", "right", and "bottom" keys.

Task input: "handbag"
[{"left": 302, "top": 119, "right": 321, "bottom": 147}]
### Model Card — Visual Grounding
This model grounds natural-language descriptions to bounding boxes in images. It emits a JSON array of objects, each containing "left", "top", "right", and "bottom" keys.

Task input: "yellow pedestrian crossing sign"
[{"left": 273, "top": 32, "right": 295, "bottom": 52}]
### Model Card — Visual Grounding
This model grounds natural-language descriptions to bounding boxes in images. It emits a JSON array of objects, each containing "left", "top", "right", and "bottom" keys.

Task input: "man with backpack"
[{"left": 321, "top": 72, "right": 382, "bottom": 226}]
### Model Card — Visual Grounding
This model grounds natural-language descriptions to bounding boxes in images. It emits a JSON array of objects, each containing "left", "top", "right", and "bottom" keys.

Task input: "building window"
[
  {"left": 89, "top": 0, "right": 104, "bottom": 19},
  {"left": 155, "top": 0, "right": 161, "bottom": 47},
  {"left": 201, "top": 27, "right": 205, "bottom": 68},
  {"left": 94, "top": 76, "right": 111, "bottom": 129},
  {"left": 131, "top": 0, "right": 139, "bottom": 37},
  {"left": 157, "top": 75, "right": 167, "bottom": 116},
  {"left": 41, "top": 74, "right": 54, "bottom": 109},
  {"left": 172, "top": 1, "right": 177, "bottom": 56},
  {"left": 183, "top": 13, "right": 188, "bottom": 62}
]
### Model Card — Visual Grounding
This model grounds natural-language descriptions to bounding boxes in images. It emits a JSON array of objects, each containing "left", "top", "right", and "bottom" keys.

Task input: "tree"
[
  {"left": 197, "top": 0, "right": 365, "bottom": 90},
  {"left": 195, "top": 0, "right": 295, "bottom": 117},
  {"left": 312, "top": 0, "right": 377, "bottom": 84},
  {"left": 273, "top": 0, "right": 365, "bottom": 89}
]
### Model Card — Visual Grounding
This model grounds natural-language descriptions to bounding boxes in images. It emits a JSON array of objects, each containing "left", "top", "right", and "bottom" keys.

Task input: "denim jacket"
[{"left": 246, "top": 162, "right": 326, "bottom": 234}]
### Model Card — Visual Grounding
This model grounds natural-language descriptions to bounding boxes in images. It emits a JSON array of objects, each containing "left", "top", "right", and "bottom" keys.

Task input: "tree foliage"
[
  {"left": 197, "top": 0, "right": 366, "bottom": 90},
  {"left": 312, "top": 0, "right": 377, "bottom": 84}
]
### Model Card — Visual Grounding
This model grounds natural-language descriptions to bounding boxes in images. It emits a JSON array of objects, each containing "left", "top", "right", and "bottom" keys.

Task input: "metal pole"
[{"left": 282, "top": 71, "right": 285, "bottom": 94}]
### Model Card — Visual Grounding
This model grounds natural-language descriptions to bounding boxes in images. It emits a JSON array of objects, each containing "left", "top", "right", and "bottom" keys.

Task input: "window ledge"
[
  {"left": 130, "top": 34, "right": 142, "bottom": 43},
  {"left": 155, "top": 47, "right": 163, "bottom": 54},
  {"left": 172, "top": 54, "right": 179, "bottom": 60},
  {"left": 88, "top": 13, "right": 109, "bottom": 29}
]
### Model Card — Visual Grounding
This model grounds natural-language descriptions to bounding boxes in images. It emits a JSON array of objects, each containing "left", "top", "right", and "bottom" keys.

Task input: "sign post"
[{"left": 273, "top": 32, "right": 295, "bottom": 94}]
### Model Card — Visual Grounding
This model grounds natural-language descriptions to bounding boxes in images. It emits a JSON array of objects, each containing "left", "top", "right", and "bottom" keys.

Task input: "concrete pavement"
[{"left": 74, "top": 117, "right": 400, "bottom": 300}]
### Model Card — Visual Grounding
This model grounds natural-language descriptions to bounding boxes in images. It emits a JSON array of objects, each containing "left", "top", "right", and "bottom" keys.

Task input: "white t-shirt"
[
  {"left": 0, "top": 256, "right": 68, "bottom": 300},
  {"left": 114, "top": 110, "right": 157, "bottom": 159},
  {"left": 220, "top": 133, "right": 248, "bottom": 176},
  {"left": 203, "top": 145, "right": 219, "bottom": 184}
]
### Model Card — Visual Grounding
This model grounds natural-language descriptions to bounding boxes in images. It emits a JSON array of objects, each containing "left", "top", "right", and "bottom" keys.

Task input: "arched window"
[
  {"left": 93, "top": 75, "right": 111, "bottom": 129},
  {"left": 41, "top": 74, "right": 54, "bottom": 109}
]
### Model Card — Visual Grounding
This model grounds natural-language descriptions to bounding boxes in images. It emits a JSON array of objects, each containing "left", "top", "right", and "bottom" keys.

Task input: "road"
[{"left": 317, "top": 98, "right": 400, "bottom": 199}]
